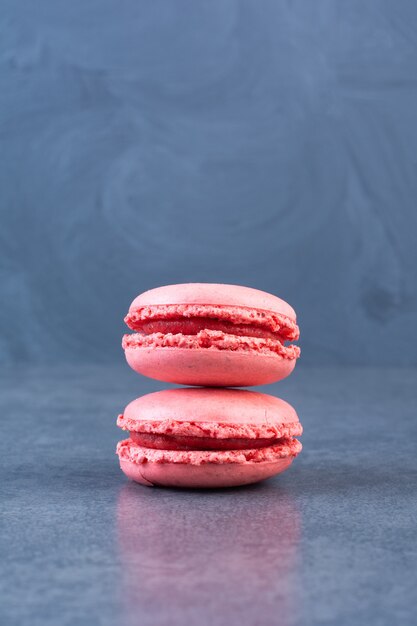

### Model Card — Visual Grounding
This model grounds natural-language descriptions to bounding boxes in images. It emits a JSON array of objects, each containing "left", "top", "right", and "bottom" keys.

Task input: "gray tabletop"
[{"left": 1, "top": 365, "right": 416, "bottom": 626}]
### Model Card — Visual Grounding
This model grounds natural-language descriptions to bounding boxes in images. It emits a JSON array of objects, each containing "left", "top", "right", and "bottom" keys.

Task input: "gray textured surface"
[
  {"left": 1, "top": 2, "right": 417, "bottom": 366},
  {"left": 1, "top": 365, "right": 416, "bottom": 625}
]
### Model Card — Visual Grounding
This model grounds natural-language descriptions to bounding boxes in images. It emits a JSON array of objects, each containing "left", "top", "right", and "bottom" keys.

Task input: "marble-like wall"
[{"left": 1, "top": 1, "right": 416, "bottom": 365}]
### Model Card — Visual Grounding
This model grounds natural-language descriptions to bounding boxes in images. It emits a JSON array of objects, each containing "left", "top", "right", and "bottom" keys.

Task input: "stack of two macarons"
[{"left": 116, "top": 283, "right": 303, "bottom": 488}]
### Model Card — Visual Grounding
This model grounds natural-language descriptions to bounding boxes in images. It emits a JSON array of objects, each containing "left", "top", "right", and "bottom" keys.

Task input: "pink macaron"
[
  {"left": 116, "top": 387, "right": 302, "bottom": 488},
  {"left": 123, "top": 283, "right": 300, "bottom": 387}
]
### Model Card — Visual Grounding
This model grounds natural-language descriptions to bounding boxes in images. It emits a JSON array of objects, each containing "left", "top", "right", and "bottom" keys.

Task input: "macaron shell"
[
  {"left": 123, "top": 387, "right": 299, "bottom": 427},
  {"left": 129, "top": 283, "right": 296, "bottom": 322},
  {"left": 119, "top": 457, "right": 294, "bottom": 488},
  {"left": 125, "top": 346, "right": 296, "bottom": 387}
]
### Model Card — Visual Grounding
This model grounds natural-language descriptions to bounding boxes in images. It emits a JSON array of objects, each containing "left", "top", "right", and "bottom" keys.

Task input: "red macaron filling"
[
  {"left": 129, "top": 431, "right": 291, "bottom": 451},
  {"left": 125, "top": 304, "right": 299, "bottom": 342},
  {"left": 117, "top": 437, "right": 302, "bottom": 467},
  {"left": 123, "top": 304, "right": 300, "bottom": 360},
  {"left": 137, "top": 318, "right": 282, "bottom": 341}
]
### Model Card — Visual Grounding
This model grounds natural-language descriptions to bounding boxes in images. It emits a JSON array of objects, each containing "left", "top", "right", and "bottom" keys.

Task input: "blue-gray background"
[{"left": 1, "top": 0, "right": 416, "bottom": 366}]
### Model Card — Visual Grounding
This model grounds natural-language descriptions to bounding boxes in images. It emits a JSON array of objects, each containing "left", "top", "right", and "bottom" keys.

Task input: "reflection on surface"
[{"left": 117, "top": 482, "right": 301, "bottom": 626}]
